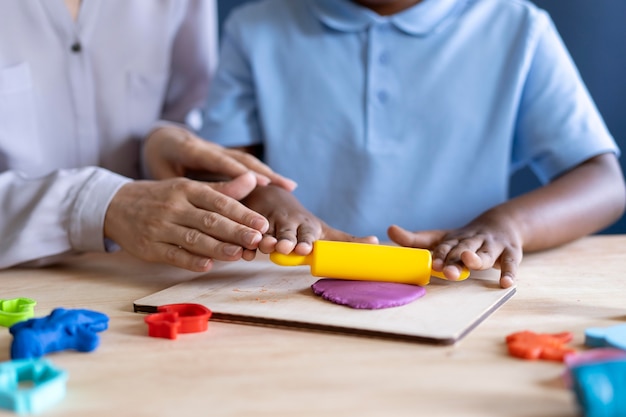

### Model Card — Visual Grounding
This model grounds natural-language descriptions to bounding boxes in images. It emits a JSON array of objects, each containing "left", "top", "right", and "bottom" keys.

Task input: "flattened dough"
[{"left": 311, "top": 279, "right": 426, "bottom": 310}]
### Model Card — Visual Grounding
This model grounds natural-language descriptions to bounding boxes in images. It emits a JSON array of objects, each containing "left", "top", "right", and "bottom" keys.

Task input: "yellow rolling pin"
[{"left": 269, "top": 240, "right": 470, "bottom": 286}]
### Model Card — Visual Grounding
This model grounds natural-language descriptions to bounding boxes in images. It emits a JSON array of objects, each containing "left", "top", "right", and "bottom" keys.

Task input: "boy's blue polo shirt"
[{"left": 202, "top": 0, "right": 618, "bottom": 239}]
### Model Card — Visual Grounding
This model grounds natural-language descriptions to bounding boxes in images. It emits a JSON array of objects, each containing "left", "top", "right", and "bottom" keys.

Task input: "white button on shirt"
[{"left": 0, "top": 0, "right": 218, "bottom": 268}]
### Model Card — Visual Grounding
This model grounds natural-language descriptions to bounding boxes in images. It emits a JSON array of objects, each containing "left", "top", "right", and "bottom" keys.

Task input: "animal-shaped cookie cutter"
[
  {"left": 0, "top": 358, "right": 67, "bottom": 414},
  {"left": 144, "top": 303, "right": 212, "bottom": 340},
  {"left": 0, "top": 298, "right": 36, "bottom": 328},
  {"left": 10, "top": 308, "right": 109, "bottom": 360},
  {"left": 505, "top": 330, "right": 576, "bottom": 361}
]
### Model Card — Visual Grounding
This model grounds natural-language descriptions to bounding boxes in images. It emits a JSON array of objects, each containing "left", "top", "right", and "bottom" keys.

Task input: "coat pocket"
[{"left": 0, "top": 62, "right": 42, "bottom": 173}]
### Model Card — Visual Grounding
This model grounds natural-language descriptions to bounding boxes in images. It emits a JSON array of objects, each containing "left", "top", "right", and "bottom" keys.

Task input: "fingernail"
[
  {"left": 244, "top": 231, "right": 262, "bottom": 246},
  {"left": 432, "top": 259, "right": 444, "bottom": 270},
  {"left": 256, "top": 174, "right": 271, "bottom": 186},
  {"left": 443, "top": 265, "right": 460, "bottom": 280},
  {"left": 223, "top": 245, "right": 242, "bottom": 257},
  {"left": 250, "top": 217, "right": 269, "bottom": 232},
  {"left": 196, "top": 258, "right": 212, "bottom": 270},
  {"left": 501, "top": 276, "right": 515, "bottom": 288},
  {"left": 286, "top": 179, "right": 298, "bottom": 190}
]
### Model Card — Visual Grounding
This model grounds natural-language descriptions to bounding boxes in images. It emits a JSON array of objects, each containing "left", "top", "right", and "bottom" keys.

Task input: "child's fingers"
[
  {"left": 498, "top": 248, "right": 520, "bottom": 288},
  {"left": 275, "top": 238, "right": 297, "bottom": 254},
  {"left": 257, "top": 235, "right": 277, "bottom": 254},
  {"left": 387, "top": 225, "right": 446, "bottom": 249},
  {"left": 460, "top": 250, "right": 484, "bottom": 270},
  {"left": 322, "top": 227, "right": 378, "bottom": 245},
  {"left": 443, "top": 237, "right": 485, "bottom": 266}
]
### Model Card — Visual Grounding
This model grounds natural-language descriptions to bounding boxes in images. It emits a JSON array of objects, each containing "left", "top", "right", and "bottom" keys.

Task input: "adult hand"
[
  {"left": 142, "top": 125, "right": 297, "bottom": 191},
  {"left": 104, "top": 172, "right": 270, "bottom": 272},
  {"left": 387, "top": 208, "right": 523, "bottom": 289},
  {"left": 243, "top": 185, "right": 378, "bottom": 255}
]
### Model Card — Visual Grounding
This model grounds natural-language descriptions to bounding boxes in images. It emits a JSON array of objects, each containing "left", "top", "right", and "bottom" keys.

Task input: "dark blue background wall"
[
  {"left": 217, "top": 0, "right": 626, "bottom": 233},
  {"left": 218, "top": 0, "right": 254, "bottom": 28},
  {"left": 514, "top": 1, "right": 626, "bottom": 234}
]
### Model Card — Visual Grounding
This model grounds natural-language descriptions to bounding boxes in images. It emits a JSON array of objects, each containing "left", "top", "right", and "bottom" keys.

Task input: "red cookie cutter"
[
  {"left": 144, "top": 304, "right": 212, "bottom": 340},
  {"left": 505, "top": 330, "right": 576, "bottom": 361}
]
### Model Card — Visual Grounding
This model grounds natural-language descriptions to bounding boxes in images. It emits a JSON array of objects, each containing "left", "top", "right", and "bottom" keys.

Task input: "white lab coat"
[{"left": 0, "top": 0, "right": 218, "bottom": 268}]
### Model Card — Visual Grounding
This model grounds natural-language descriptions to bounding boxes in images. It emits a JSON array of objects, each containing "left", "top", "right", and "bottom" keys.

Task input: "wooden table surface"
[{"left": 1, "top": 235, "right": 625, "bottom": 417}]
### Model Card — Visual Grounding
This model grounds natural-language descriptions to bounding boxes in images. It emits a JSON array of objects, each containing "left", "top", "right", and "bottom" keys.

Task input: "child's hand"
[
  {"left": 387, "top": 210, "right": 523, "bottom": 289},
  {"left": 243, "top": 185, "right": 378, "bottom": 255}
]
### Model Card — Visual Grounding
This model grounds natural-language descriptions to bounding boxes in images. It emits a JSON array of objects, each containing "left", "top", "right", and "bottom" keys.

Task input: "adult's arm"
[{"left": 0, "top": 167, "right": 129, "bottom": 268}]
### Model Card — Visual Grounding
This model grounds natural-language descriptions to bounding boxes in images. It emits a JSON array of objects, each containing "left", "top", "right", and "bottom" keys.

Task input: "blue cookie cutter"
[
  {"left": 585, "top": 324, "right": 626, "bottom": 350},
  {"left": 571, "top": 358, "right": 626, "bottom": 417},
  {"left": 0, "top": 298, "right": 36, "bottom": 328},
  {"left": 0, "top": 358, "right": 67, "bottom": 414},
  {"left": 10, "top": 308, "right": 109, "bottom": 360}
]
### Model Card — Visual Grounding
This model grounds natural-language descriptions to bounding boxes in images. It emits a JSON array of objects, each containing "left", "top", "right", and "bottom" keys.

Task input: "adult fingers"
[
  {"left": 174, "top": 218, "right": 262, "bottom": 258},
  {"left": 225, "top": 150, "right": 298, "bottom": 191},
  {"left": 187, "top": 139, "right": 297, "bottom": 191},
  {"left": 149, "top": 242, "right": 216, "bottom": 272},
  {"left": 187, "top": 181, "right": 269, "bottom": 234},
  {"left": 105, "top": 180, "right": 262, "bottom": 270},
  {"left": 207, "top": 172, "right": 258, "bottom": 201},
  {"left": 212, "top": 148, "right": 295, "bottom": 190}
]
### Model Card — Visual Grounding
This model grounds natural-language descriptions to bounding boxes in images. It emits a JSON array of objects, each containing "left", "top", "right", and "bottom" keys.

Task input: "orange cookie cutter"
[
  {"left": 144, "top": 304, "right": 212, "bottom": 340},
  {"left": 505, "top": 330, "right": 576, "bottom": 361}
]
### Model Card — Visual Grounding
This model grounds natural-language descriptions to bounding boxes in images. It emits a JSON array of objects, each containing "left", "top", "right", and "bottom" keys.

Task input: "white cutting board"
[{"left": 134, "top": 254, "right": 515, "bottom": 344}]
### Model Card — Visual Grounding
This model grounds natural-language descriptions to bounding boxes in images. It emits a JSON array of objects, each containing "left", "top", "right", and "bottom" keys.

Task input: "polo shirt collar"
[{"left": 309, "top": 0, "right": 462, "bottom": 36}]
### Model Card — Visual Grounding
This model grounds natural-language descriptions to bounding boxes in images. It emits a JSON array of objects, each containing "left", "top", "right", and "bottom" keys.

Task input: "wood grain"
[
  {"left": 134, "top": 254, "right": 515, "bottom": 344},
  {"left": 1, "top": 235, "right": 624, "bottom": 417}
]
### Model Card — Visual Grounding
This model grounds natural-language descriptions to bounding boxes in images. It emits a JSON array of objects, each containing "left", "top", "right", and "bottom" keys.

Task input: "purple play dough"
[{"left": 311, "top": 279, "right": 426, "bottom": 310}]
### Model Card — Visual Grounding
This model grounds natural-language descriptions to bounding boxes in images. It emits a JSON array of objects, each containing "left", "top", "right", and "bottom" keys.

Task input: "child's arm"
[
  {"left": 242, "top": 184, "right": 378, "bottom": 255},
  {"left": 388, "top": 153, "right": 626, "bottom": 289}
]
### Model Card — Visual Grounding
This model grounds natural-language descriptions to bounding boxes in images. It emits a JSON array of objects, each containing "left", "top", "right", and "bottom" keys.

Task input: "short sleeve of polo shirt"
[
  {"left": 513, "top": 10, "right": 619, "bottom": 183},
  {"left": 201, "top": 10, "right": 263, "bottom": 148}
]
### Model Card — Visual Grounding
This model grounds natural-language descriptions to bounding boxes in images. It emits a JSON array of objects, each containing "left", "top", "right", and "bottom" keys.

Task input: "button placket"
[
  {"left": 38, "top": 0, "right": 101, "bottom": 166},
  {"left": 366, "top": 23, "right": 396, "bottom": 151},
  {"left": 68, "top": 33, "right": 99, "bottom": 167}
]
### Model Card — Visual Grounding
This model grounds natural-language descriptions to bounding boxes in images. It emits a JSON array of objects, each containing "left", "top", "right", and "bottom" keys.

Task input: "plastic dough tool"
[{"left": 270, "top": 240, "right": 470, "bottom": 286}]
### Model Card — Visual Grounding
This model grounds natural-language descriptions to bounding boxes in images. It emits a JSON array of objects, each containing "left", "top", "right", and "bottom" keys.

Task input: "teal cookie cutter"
[
  {"left": 571, "top": 358, "right": 626, "bottom": 417},
  {"left": 585, "top": 324, "right": 626, "bottom": 351},
  {"left": 0, "top": 298, "right": 37, "bottom": 328},
  {"left": 0, "top": 358, "right": 67, "bottom": 414}
]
